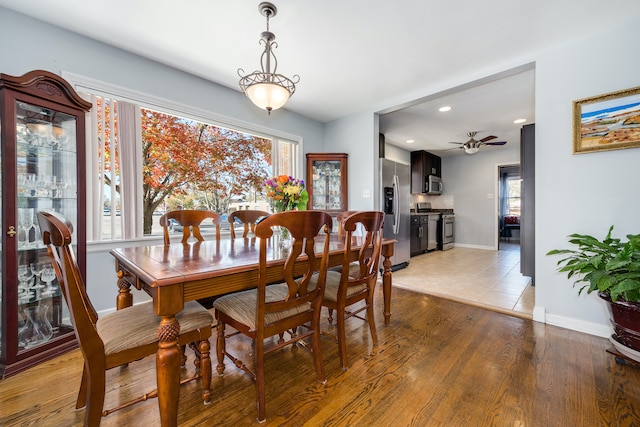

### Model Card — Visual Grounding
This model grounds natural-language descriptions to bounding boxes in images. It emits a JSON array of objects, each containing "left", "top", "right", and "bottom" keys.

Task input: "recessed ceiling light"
[
  {"left": 513, "top": 118, "right": 527, "bottom": 124},
  {"left": 438, "top": 106, "right": 452, "bottom": 112},
  {"left": 406, "top": 139, "right": 415, "bottom": 144}
]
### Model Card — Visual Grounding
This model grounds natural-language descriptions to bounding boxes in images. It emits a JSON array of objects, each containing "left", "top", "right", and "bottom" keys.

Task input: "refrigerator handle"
[{"left": 393, "top": 174, "right": 400, "bottom": 234}]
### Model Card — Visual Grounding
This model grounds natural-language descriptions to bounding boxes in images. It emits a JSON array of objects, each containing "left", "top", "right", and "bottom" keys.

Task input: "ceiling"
[{"left": 2, "top": 0, "right": 639, "bottom": 155}]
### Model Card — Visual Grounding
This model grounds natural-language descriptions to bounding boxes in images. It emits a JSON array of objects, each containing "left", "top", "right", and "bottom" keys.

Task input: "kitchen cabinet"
[
  {"left": 0, "top": 70, "right": 92, "bottom": 378},
  {"left": 410, "top": 214, "right": 438, "bottom": 256},
  {"left": 411, "top": 150, "right": 441, "bottom": 194},
  {"left": 306, "top": 153, "right": 348, "bottom": 214}
]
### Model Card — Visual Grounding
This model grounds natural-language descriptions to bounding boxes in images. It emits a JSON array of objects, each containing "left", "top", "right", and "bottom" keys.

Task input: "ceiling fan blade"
[
  {"left": 478, "top": 135, "right": 497, "bottom": 143},
  {"left": 484, "top": 141, "right": 507, "bottom": 146},
  {"left": 448, "top": 142, "right": 464, "bottom": 145}
]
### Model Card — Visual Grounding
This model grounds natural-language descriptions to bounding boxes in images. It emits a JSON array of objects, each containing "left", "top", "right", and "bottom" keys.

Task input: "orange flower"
[{"left": 277, "top": 175, "right": 289, "bottom": 184}]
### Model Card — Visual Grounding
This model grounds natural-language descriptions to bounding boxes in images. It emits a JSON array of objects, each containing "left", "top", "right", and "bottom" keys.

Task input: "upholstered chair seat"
[{"left": 97, "top": 301, "right": 213, "bottom": 355}]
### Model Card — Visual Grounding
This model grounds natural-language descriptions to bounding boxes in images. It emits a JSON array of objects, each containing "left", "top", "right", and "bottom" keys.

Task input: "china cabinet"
[
  {"left": 0, "top": 70, "right": 91, "bottom": 378},
  {"left": 306, "top": 153, "right": 348, "bottom": 215}
]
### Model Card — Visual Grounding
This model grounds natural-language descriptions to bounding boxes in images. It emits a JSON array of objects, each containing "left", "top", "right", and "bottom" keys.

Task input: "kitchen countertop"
[{"left": 410, "top": 209, "right": 454, "bottom": 215}]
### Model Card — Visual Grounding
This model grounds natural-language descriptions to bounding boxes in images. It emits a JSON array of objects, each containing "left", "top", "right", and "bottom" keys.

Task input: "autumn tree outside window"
[{"left": 69, "top": 74, "right": 302, "bottom": 242}]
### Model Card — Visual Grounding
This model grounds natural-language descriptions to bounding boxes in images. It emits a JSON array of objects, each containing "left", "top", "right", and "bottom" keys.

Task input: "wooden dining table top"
[{"left": 111, "top": 235, "right": 394, "bottom": 295}]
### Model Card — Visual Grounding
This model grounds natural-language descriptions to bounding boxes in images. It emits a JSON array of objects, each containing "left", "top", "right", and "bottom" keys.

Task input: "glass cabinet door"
[
  {"left": 15, "top": 101, "right": 76, "bottom": 355},
  {"left": 306, "top": 153, "right": 348, "bottom": 213},
  {"left": 1, "top": 70, "right": 90, "bottom": 378}
]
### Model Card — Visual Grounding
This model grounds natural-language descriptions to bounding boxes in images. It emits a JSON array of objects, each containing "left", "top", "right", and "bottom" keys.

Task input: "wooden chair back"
[
  {"left": 159, "top": 209, "right": 222, "bottom": 245},
  {"left": 213, "top": 210, "right": 333, "bottom": 421},
  {"left": 254, "top": 210, "right": 333, "bottom": 332},
  {"left": 228, "top": 209, "right": 269, "bottom": 238},
  {"left": 38, "top": 211, "right": 213, "bottom": 425},
  {"left": 336, "top": 210, "right": 359, "bottom": 236},
  {"left": 340, "top": 211, "right": 384, "bottom": 285},
  {"left": 37, "top": 212, "right": 103, "bottom": 357}
]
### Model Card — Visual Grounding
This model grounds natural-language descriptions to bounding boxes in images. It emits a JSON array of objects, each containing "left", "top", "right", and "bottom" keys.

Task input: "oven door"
[{"left": 441, "top": 215, "right": 454, "bottom": 250}]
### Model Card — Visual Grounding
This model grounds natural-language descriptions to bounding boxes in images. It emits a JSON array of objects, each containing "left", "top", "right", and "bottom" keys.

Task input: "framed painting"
[{"left": 573, "top": 86, "right": 640, "bottom": 154}]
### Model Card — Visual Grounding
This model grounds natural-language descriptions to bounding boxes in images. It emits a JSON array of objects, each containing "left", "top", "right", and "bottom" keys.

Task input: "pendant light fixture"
[{"left": 238, "top": 2, "right": 299, "bottom": 114}]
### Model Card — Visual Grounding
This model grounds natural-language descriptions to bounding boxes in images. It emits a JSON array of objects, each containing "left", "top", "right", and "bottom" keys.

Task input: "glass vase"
[
  {"left": 17, "top": 305, "right": 54, "bottom": 349},
  {"left": 279, "top": 226, "right": 292, "bottom": 249}
]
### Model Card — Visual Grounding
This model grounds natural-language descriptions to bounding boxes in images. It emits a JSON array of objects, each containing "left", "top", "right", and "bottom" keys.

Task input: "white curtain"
[
  {"left": 117, "top": 101, "right": 143, "bottom": 239},
  {"left": 84, "top": 96, "right": 142, "bottom": 241}
]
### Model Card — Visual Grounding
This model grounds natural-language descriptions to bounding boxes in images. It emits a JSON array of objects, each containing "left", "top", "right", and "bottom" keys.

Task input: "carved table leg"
[
  {"left": 157, "top": 315, "right": 181, "bottom": 427},
  {"left": 381, "top": 243, "right": 394, "bottom": 325},
  {"left": 116, "top": 270, "right": 133, "bottom": 310}
]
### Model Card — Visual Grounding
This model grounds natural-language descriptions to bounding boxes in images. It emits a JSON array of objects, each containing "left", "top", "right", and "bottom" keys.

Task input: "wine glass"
[
  {"left": 40, "top": 265, "right": 58, "bottom": 296},
  {"left": 30, "top": 263, "right": 46, "bottom": 294},
  {"left": 18, "top": 208, "right": 34, "bottom": 248},
  {"left": 17, "top": 265, "right": 35, "bottom": 303}
]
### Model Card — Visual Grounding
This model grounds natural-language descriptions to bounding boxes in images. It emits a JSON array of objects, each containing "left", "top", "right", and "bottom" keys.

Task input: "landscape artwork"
[{"left": 573, "top": 86, "right": 640, "bottom": 154}]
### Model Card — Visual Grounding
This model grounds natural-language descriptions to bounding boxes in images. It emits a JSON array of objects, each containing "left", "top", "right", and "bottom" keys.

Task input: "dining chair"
[
  {"left": 228, "top": 209, "right": 270, "bottom": 238},
  {"left": 212, "top": 210, "right": 333, "bottom": 423},
  {"left": 336, "top": 210, "right": 359, "bottom": 237},
  {"left": 37, "top": 211, "right": 213, "bottom": 427},
  {"left": 322, "top": 210, "right": 384, "bottom": 370},
  {"left": 159, "top": 209, "right": 222, "bottom": 245},
  {"left": 330, "top": 210, "right": 361, "bottom": 277}
]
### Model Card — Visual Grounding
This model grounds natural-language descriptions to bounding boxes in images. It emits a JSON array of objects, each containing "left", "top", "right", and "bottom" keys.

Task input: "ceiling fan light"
[{"left": 464, "top": 146, "right": 479, "bottom": 155}]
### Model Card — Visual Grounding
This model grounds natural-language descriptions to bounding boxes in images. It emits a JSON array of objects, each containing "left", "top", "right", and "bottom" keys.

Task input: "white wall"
[
  {"left": 0, "top": 8, "right": 325, "bottom": 314},
  {"left": 534, "top": 16, "right": 640, "bottom": 336},
  {"left": 323, "top": 111, "right": 378, "bottom": 211},
  {"left": 444, "top": 146, "right": 520, "bottom": 249}
]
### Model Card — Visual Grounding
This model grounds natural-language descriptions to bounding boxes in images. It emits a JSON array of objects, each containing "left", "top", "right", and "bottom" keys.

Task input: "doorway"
[{"left": 498, "top": 164, "right": 521, "bottom": 249}]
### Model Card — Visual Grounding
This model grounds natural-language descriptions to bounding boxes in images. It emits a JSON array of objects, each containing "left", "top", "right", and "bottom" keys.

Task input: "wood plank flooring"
[{"left": 1, "top": 286, "right": 639, "bottom": 426}]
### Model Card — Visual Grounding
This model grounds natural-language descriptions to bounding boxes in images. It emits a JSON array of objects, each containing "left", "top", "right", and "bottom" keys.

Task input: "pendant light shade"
[
  {"left": 238, "top": 2, "right": 299, "bottom": 114},
  {"left": 245, "top": 81, "right": 291, "bottom": 111}
]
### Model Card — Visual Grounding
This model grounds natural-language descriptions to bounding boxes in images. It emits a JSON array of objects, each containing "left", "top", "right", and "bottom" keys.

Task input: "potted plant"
[{"left": 547, "top": 226, "right": 640, "bottom": 359}]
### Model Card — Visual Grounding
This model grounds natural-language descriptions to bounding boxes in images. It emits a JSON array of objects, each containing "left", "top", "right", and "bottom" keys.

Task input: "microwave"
[{"left": 426, "top": 175, "right": 443, "bottom": 195}]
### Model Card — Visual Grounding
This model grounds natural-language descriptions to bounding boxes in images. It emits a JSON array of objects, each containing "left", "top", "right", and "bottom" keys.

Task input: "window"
[
  {"left": 505, "top": 177, "right": 521, "bottom": 216},
  {"left": 66, "top": 73, "right": 303, "bottom": 242}
]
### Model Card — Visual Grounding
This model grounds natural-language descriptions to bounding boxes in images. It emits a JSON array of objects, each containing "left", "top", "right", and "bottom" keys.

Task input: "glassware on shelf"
[
  {"left": 18, "top": 208, "right": 35, "bottom": 248},
  {"left": 18, "top": 173, "right": 37, "bottom": 197},
  {"left": 40, "top": 265, "right": 58, "bottom": 297},
  {"left": 30, "top": 263, "right": 46, "bottom": 295},
  {"left": 53, "top": 178, "right": 68, "bottom": 199},
  {"left": 17, "top": 265, "right": 35, "bottom": 304},
  {"left": 25, "top": 121, "right": 52, "bottom": 147},
  {"left": 17, "top": 305, "right": 54, "bottom": 349}
]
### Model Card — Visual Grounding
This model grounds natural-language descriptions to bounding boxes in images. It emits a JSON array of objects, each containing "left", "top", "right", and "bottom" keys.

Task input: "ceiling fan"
[{"left": 449, "top": 131, "right": 507, "bottom": 154}]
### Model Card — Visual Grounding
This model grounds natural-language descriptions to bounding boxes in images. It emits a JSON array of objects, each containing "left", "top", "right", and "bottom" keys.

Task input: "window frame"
[{"left": 62, "top": 72, "right": 304, "bottom": 250}]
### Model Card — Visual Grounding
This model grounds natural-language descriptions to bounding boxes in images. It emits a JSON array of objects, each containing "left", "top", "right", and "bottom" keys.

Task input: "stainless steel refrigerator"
[{"left": 380, "top": 159, "right": 411, "bottom": 270}]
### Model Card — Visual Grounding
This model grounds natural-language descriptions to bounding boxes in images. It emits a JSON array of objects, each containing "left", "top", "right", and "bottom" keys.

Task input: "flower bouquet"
[
  {"left": 264, "top": 175, "right": 308, "bottom": 248},
  {"left": 264, "top": 175, "right": 309, "bottom": 212}
]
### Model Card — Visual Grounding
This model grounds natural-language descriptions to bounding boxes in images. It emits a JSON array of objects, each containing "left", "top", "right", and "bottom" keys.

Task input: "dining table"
[{"left": 110, "top": 234, "right": 395, "bottom": 427}]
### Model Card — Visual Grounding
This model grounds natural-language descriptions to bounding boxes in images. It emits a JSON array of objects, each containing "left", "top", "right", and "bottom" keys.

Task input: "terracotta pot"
[{"left": 599, "top": 292, "right": 640, "bottom": 352}]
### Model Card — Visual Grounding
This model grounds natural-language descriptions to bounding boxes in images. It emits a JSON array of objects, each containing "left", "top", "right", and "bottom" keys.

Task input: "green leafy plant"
[{"left": 547, "top": 226, "right": 640, "bottom": 302}]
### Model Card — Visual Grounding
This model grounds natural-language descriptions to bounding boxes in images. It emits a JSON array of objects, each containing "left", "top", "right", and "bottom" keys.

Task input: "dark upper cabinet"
[{"left": 411, "top": 150, "right": 441, "bottom": 194}]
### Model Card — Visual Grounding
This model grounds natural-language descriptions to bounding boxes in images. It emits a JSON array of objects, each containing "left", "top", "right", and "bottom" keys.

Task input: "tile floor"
[{"left": 391, "top": 242, "right": 535, "bottom": 319}]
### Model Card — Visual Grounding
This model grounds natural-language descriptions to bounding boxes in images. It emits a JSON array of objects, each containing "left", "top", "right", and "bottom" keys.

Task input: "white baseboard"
[
  {"left": 453, "top": 243, "right": 495, "bottom": 251},
  {"left": 544, "top": 312, "right": 611, "bottom": 338}
]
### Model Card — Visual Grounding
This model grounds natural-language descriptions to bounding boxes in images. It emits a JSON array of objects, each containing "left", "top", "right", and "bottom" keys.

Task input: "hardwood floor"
[{"left": 1, "top": 286, "right": 639, "bottom": 426}]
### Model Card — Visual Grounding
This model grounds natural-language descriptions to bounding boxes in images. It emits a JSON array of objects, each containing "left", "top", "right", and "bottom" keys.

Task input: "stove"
[{"left": 415, "top": 202, "right": 455, "bottom": 250}]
